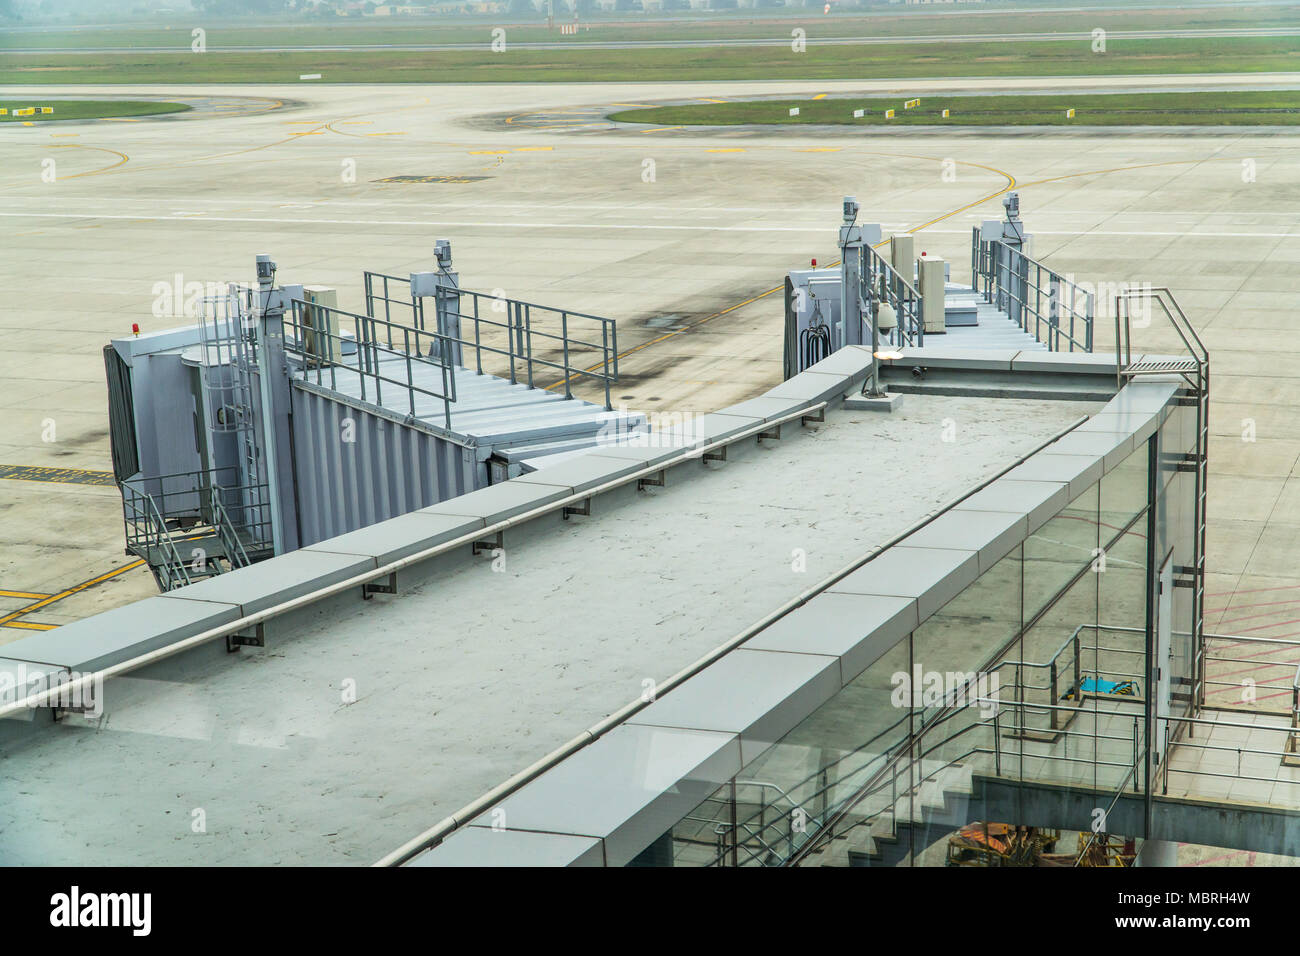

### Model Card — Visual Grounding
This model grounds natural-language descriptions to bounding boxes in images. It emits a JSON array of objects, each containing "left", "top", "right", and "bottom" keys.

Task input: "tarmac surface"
[{"left": 2, "top": 74, "right": 1300, "bottom": 660}]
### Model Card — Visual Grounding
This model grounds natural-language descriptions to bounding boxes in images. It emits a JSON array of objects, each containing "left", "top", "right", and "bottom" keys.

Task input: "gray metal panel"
[
  {"left": 580, "top": 438, "right": 702, "bottom": 468},
  {"left": 899, "top": 508, "right": 1027, "bottom": 574},
  {"left": 513, "top": 452, "right": 646, "bottom": 495},
  {"left": 688, "top": 411, "right": 764, "bottom": 443},
  {"left": 407, "top": 826, "right": 604, "bottom": 867},
  {"left": 1003, "top": 453, "right": 1103, "bottom": 500},
  {"left": 419, "top": 477, "right": 572, "bottom": 525},
  {"left": 1101, "top": 380, "right": 1180, "bottom": 417},
  {"left": 161, "top": 549, "right": 376, "bottom": 617},
  {"left": 881, "top": 347, "right": 1019, "bottom": 371},
  {"left": 304, "top": 511, "right": 486, "bottom": 565},
  {"left": 1009, "top": 352, "right": 1121, "bottom": 374},
  {"left": 829, "top": 546, "right": 980, "bottom": 622},
  {"left": 715, "top": 395, "right": 814, "bottom": 423},
  {"left": 804, "top": 344, "right": 874, "bottom": 381},
  {"left": 953, "top": 478, "right": 1071, "bottom": 534},
  {"left": 763, "top": 369, "right": 853, "bottom": 405},
  {"left": 627, "top": 648, "right": 841, "bottom": 765},
  {"left": 0, "top": 656, "right": 70, "bottom": 709},
  {"left": 0, "top": 597, "right": 241, "bottom": 672},
  {"left": 1047, "top": 429, "right": 1135, "bottom": 471},
  {"left": 472, "top": 724, "right": 742, "bottom": 868},
  {"left": 745, "top": 593, "right": 917, "bottom": 685},
  {"left": 1076, "top": 410, "right": 1161, "bottom": 445},
  {"left": 292, "top": 386, "right": 481, "bottom": 547}
]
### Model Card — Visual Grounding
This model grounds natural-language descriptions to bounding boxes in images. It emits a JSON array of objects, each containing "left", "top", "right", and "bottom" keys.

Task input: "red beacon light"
[
  {"left": 811, "top": 258, "right": 818, "bottom": 268},
  {"left": 131, "top": 323, "right": 140, "bottom": 337}
]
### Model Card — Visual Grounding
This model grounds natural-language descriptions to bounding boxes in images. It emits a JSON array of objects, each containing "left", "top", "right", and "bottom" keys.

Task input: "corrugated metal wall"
[{"left": 290, "top": 384, "right": 482, "bottom": 547}]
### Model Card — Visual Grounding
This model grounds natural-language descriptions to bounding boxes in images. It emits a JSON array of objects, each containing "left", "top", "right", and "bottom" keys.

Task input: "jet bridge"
[{"left": 104, "top": 242, "right": 648, "bottom": 591}]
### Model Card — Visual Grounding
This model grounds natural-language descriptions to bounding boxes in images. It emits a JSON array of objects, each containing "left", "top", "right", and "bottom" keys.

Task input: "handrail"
[
  {"left": 453, "top": 287, "right": 618, "bottom": 410},
  {"left": 121, "top": 482, "right": 193, "bottom": 591},
  {"left": 210, "top": 487, "right": 251, "bottom": 569},
  {"left": 862, "top": 243, "right": 923, "bottom": 347},
  {"left": 360, "top": 272, "right": 619, "bottom": 411},
  {"left": 285, "top": 297, "right": 458, "bottom": 428},
  {"left": 972, "top": 228, "right": 1094, "bottom": 353},
  {"left": 1114, "top": 286, "right": 1208, "bottom": 385}
]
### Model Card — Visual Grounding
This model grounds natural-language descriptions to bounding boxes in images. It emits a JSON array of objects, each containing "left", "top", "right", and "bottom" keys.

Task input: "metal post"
[{"left": 561, "top": 312, "right": 572, "bottom": 400}]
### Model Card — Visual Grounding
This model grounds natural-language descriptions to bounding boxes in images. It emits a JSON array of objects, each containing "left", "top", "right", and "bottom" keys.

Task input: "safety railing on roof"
[
  {"left": 862, "top": 244, "right": 924, "bottom": 347},
  {"left": 449, "top": 288, "right": 619, "bottom": 411},
  {"left": 285, "top": 297, "right": 459, "bottom": 429},
  {"left": 971, "top": 227, "right": 1094, "bottom": 353},
  {"left": 361, "top": 271, "right": 619, "bottom": 411}
]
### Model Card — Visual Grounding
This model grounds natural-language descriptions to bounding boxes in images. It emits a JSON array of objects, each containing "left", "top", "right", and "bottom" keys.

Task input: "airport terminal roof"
[{"left": 0, "top": 346, "right": 1116, "bottom": 865}]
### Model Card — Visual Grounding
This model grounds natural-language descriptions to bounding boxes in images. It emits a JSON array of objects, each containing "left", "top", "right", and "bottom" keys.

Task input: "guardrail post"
[
  {"left": 602, "top": 320, "right": 612, "bottom": 410},
  {"left": 561, "top": 312, "right": 572, "bottom": 400}
]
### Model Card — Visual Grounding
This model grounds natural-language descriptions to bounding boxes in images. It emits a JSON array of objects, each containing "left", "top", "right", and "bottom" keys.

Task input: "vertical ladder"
[
  {"left": 199, "top": 285, "right": 270, "bottom": 554},
  {"left": 1114, "top": 288, "right": 1210, "bottom": 712}
]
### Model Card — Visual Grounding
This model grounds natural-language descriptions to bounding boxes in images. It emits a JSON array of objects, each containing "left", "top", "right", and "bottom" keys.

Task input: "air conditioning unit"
[{"left": 300, "top": 286, "right": 338, "bottom": 366}]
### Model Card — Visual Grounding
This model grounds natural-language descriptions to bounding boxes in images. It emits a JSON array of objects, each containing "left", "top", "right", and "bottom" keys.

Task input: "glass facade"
[{"left": 653, "top": 409, "right": 1199, "bottom": 867}]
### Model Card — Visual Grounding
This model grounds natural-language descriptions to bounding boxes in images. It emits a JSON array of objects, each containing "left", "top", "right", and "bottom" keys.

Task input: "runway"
[{"left": 4, "top": 76, "right": 1300, "bottom": 642}]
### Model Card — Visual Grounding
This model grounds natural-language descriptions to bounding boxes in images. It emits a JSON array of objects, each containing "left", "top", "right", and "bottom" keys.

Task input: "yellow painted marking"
[
  {"left": 0, "top": 560, "right": 146, "bottom": 627},
  {"left": 21, "top": 122, "right": 33, "bottom": 127},
  {"left": 0, "top": 590, "right": 51, "bottom": 600},
  {"left": 290, "top": 131, "right": 325, "bottom": 136},
  {"left": 513, "top": 146, "right": 553, "bottom": 152},
  {"left": 798, "top": 147, "right": 841, "bottom": 152},
  {"left": 48, "top": 144, "right": 131, "bottom": 180},
  {"left": 696, "top": 98, "right": 727, "bottom": 104},
  {"left": 641, "top": 126, "right": 684, "bottom": 134},
  {"left": 468, "top": 149, "right": 509, "bottom": 155},
  {"left": 813, "top": 93, "right": 828, "bottom": 100},
  {"left": 2, "top": 620, "right": 55, "bottom": 631},
  {"left": 706, "top": 148, "right": 745, "bottom": 153},
  {"left": 50, "top": 133, "right": 79, "bottom": 138}
]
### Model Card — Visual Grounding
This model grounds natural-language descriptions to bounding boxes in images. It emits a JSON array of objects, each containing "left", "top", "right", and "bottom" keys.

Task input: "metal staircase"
[{"left": 121, "top": 470, "right": 266, "bottom": 592}]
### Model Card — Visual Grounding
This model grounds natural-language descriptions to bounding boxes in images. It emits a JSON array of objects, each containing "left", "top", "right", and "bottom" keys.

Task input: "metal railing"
[
  {"left": 684, "top": 623, "right": 1158, "bottom": 868},
  {"left": 862, "top": 243, "right": 924, "bottom": 347},
  {"left": 121, "top": 466, "right": 272, "bottom": 590},
  {"left": 285, "top": 297, "right": 458, "bottom": 428},
  {"left": 450, "top": 288, "right": 618, "bottom": 410},
  {"left": 121, "top": 480, "right": 194, "bottom": 592},
  {"left": 1202, "top": 632, "right": 1300, "bottom": 715},
  {"left": 971, "top": 228, "right": 1094, "bottom": 353},
  {"left": 361, "top": 272, "right": 620, "bottom": 411}
]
